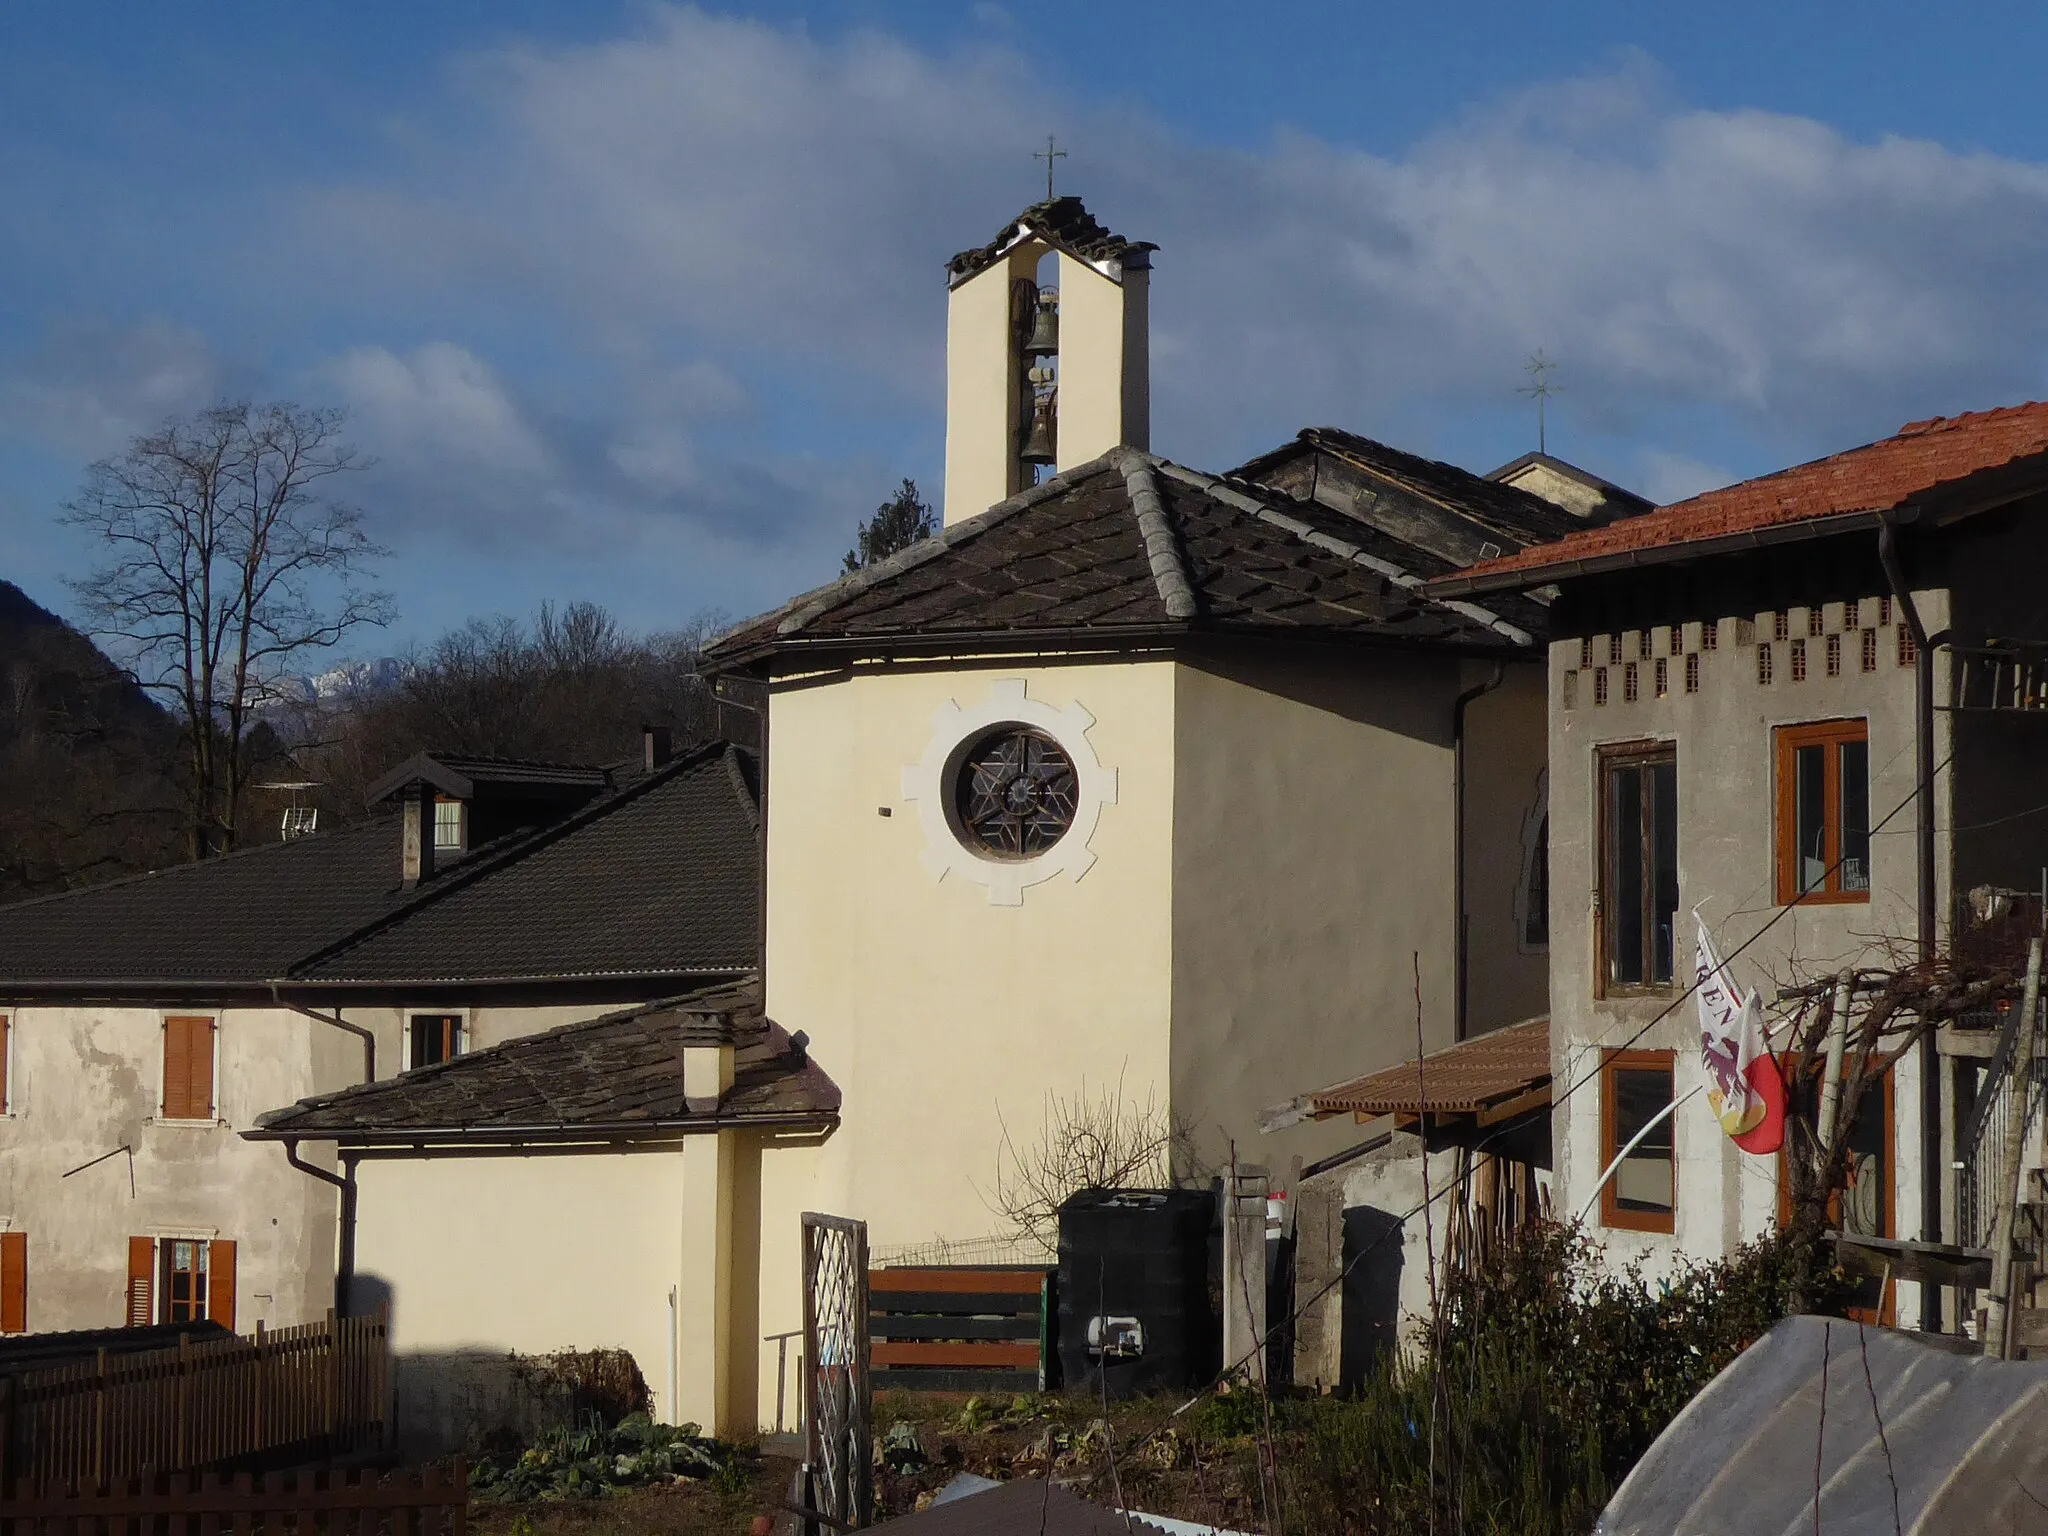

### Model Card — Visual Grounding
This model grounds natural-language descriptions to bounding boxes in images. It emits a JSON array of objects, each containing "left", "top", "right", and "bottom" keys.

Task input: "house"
[
  {"left": 1432, "top": 400, "right": 2048, "bottom": 1331},
  {"left": 250, "top": 978, "right": 835, "bottom": 1450},
  {"left": 695, "top": 193, "right": 1644, "bottom": 1415},
  {"left": 0, "top": 737, "right": 759, "bottom": 1342}
]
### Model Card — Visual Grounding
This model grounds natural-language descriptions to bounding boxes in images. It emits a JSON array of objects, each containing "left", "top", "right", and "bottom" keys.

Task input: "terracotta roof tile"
[
  {"left": 1449, "top": 401, "right": 2048, "bottom": 588},
  {"left": 1305, "top": 1017, "right": 1550, "bottom": 1118}
]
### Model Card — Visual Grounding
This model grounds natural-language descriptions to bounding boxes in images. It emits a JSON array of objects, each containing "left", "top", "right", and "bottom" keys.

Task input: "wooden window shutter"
[
  {"left": 127, "top": 1236, "right": 154, "bottom": 1326},
  {"left": 192, "top": 1018, "right": 216, "bottom": 1119},
  {"left": 0, "top": 1231, "right": 24, "bottom": 1335},
  {"left": 207, "top": 1239, "right": 236, "bottom": 1331},
  {"left": 162, "top": 1017, "right": 215, "bottom": 1120}
]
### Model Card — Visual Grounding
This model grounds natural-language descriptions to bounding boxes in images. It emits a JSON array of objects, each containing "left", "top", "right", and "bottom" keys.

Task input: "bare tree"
[
  {"left": 293, "top": 601, "right": 731, "bottom": 825},
  {"left": 989, "top": 1075, "right": 1190, "bottom": 1246},
  {"left": 61, "top": 402, "right": 391, "bottom": 858}
]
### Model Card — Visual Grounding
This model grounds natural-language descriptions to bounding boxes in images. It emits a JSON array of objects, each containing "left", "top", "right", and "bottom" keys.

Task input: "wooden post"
[
  {"left": 252, "top": 1322, "right": 265, "bottom": 1457},
  {"left": 1987, "top": 937, "right": 2044, "bottom": 1358},
  {"left": 326, "top": 1308, "right": 340, "bottom": 1445},
  {"left": 176, "top": 1332, "right": 191, "bottom": 1470}
]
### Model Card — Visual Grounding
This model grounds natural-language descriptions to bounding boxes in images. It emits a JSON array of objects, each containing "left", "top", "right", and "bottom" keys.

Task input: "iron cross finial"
[
  {"left": 1517, "top": 349, "right": 1563, "bottom": 455},
  {"left": 1034, "top": 135, "right": 1068, "bottom": 200}
]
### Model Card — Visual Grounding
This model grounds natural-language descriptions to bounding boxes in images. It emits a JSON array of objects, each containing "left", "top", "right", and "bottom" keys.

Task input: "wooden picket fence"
[
  {"left": 0, "top": 1462, "right": 465, "bottom": 1536},
  {"left": 0, "top": 1312, "right": 388, "bottom": 1487}
]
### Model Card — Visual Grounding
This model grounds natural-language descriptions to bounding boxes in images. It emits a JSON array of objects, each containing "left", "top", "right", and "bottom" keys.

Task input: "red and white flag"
[{"left": 1694, "top": 913, "right": 1785, "bottom": 1154}]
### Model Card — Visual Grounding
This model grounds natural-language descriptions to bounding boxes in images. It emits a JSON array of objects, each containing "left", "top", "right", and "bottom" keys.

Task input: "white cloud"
[
  {"left": 288, "top": 13, "right": 2048, "bottom": 484},
  {"left": 0, "top": 319, "right": 224, "bottom": 460},
  {"left": 1633, "top": 449, "right": 1738, "bottom": 507},
  {"left": 326, "top": 342, "right": 553, "bottom": 475}
]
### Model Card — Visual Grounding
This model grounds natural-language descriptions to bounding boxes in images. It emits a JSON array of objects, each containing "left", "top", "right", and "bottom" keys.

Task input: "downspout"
[
  {"left": 1453, "top": 662, "right": 1508, "bottom": 1041},
  {"left": 1877, "top": 510, "right": 1945, "bottom": 1332},
  {"left": 284, "top": 1139, "right": 358, "bottom": 1317},
  {"left": 272, "top": 985, "right": 375, "bottom": 1083}
]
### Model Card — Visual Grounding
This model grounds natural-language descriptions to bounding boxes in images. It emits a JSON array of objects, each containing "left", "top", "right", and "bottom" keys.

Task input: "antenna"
[{"left": 1517, "top": 349, "right": 1562, "bottom": 456}]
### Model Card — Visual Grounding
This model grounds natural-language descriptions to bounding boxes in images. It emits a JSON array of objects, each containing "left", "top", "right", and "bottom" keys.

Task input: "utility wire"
[{"left": 1152, "top": 747, "right": 1956, "bottom": 1441}]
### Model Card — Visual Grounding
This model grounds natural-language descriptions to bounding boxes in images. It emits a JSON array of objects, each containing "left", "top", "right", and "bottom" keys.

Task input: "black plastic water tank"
[{"left": 1056, "top": 1188, "right": 1218, "bottom": 1398}]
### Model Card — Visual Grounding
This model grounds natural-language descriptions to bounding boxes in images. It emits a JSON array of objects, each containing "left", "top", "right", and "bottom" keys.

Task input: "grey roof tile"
[{"left": 250, "top": 978, "right": 836, "bottom": 1141}]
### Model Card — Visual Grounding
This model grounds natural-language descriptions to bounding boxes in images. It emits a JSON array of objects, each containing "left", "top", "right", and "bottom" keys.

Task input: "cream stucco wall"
[
  {"left": 764, "top": 656, "right": 1178, "bottom": 1253},
  {"left": 1460, "top": 663, "right": 1553, "bottom": 1035},
  {"left": 0, "top": 1005, "right": 335, "bottom": 1333},
  {"left": 1546, "top": 597, "right": 1949, "bottom": 1310},
  {"left": 1168, "top": 645, "right": 1466, "bottom": 1175},
  {"left": 357, "top": 1151, "right": 689, "bottom": 1414},
  {"left": 943, "top": 249, "right": 1033, "bottom": 524},
  {"left": 1054, "top": 253, "right": 1147, "bottom": 471}
]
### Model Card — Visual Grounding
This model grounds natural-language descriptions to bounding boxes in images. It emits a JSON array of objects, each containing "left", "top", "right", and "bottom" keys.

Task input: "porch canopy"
[{"left": 1266, "top": 1016, "right": 1552, "bottom": 1161}]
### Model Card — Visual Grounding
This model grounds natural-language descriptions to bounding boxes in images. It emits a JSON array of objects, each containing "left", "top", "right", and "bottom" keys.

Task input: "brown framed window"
[
  {"left": 408, "top": 1014, "right": 463, "bottom": 1070},
  {"left": 160, "top": 1016, "right": 216, "bottom": 1121},
  {"left": 1600, "top": 1049, "right": 1676, "bottom": 1233},
  {"left": 1776, "top": 720, "right": 1870, "bottom": 904},
  {"left": 0, "top": 1012, "right": 10, "bottom": 1113},
  {"left": 1599, "top": 744, "right": 1678, "bottom": 992},
  {"left": 129, "top": 1237, "right": 235, "bottom": 1329}
]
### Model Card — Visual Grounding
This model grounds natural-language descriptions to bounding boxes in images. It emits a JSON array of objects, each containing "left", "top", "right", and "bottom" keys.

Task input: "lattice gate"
[{"left": 801, "top": 1212, "right": 872, "bottom": 1532}]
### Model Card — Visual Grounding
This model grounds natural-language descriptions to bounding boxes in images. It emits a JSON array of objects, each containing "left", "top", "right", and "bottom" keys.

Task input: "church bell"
[
  {"left": 1020, "top": 386, "right": 1057, "bottom": 465},
  {"left": 1024, "top": 286, "right": 1059, "bottom": 356}
]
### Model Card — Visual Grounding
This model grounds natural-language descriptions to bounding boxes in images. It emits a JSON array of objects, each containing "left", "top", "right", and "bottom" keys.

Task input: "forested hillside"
[{"left": 0, "top": 580, "right": 184, "bottom": 900}]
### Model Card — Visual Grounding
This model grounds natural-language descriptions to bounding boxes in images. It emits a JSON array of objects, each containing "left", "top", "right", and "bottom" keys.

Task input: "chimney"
[
  {"left": 400, "top": 786, "right": 436, "bottom": 889},
  {"left": 643, "top": 724, "right": 673, "bottom": 773},
  {"left": 942, "top": 200, "right": 1152, "bottom": 525}
]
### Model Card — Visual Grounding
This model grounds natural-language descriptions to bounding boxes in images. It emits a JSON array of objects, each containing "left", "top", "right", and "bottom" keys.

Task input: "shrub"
[{"left": 1282, "top": 1221, "right": 1853, "bottom": 1535}]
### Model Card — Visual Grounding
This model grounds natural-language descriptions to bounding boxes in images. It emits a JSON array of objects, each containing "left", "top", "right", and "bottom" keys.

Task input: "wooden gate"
[{"left": 800, "top": 1214, "right": 870, "bottom": 1533}]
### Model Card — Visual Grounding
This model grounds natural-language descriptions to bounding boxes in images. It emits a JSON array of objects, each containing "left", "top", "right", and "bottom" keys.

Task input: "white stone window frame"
[
  {"left": 403, "top": 1006, "right": 470, "bottom": 1072},
  {"left": 902, "top": 678, "right": 1119, "bottom": 907}
]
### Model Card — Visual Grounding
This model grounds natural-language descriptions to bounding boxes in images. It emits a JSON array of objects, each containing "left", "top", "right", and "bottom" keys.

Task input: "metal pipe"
[
  {"left": 1453, "top": 661, "right": 1508, "bottom": 1041},
  {"left": 1576, "top": 1083, "right": 1705, "bottom": 1224},
  {"left": 271, "top": 986, "right": 375, "bottom": 1083},
  {"left": 1984, "top": 938, "right": 2043, "bottom": 1358},
  {"left": 1816, "top": 971, "right": 1853, "bottom": 1151},
  {"left": 1878, "top": 511, "right": 1946, "bottom": 1331},
  {"left": 282, "top": 1140, "right": 358, "bottom": 1317}
]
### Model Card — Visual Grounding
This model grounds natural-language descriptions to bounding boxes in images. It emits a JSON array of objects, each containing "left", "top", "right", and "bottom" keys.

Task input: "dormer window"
[{"left": 433, "top": 797, "right": 465, "bottom": 854}]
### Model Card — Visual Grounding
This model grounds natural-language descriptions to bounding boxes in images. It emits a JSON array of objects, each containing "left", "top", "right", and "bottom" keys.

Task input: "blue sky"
[{"left": 9, "top": 2, "right": 2048, "bottom": 654}]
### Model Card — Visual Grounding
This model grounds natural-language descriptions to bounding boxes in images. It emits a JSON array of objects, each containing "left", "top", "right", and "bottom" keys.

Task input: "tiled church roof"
[
  {"left": 705, "top": 448, "right": 1539, "bottom": 668},
  {"left": 946, "top": 197, "right": 1157, "bottom": 283}
]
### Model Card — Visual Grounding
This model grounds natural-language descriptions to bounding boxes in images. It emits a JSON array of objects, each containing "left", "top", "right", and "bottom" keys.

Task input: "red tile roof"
[
  {"left": 1306, "top": 1017, "right": 1550, "bottom": 1118},
  {"left": 1442, "top": 401, "right": 2048, "bottom": 590}
]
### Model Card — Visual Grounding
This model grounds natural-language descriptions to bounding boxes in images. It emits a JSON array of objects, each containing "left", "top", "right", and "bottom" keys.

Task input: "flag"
[{"left": 1694, "top": 913, "right": 1785, "bottom": 1154}]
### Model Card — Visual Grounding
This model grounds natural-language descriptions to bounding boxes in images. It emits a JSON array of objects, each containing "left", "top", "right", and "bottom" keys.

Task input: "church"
[{"left": 689, "top": 192, "right": 1629, "bottom": 1427}]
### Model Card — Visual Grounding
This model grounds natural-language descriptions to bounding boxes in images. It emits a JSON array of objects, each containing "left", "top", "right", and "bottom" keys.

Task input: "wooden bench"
[{"left": 868, "top": 1268, "right": 1049, "bottom": 1394}]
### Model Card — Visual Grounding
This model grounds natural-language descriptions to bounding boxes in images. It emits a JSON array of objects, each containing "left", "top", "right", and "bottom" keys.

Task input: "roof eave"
[
  {"left": 720, "top": 620, "right": 1535, "bottom": 677},
  {"left": 1429, "top": 507, "right": 1897, "bottom": 598},
  {"left": 243, "top": 1110, "right": 839, "bottom": 1148}
]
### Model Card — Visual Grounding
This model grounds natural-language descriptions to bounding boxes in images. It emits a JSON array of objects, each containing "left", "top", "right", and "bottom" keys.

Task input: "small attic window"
[{"left": 433, "top": 797, "right": 465, "bottom": 853}]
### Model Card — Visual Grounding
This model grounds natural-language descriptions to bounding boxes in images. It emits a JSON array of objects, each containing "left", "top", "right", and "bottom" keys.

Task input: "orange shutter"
[
  {"left": 127, "top": 1236, "right": 154, "bottom": 1326},
  {"left": 207, "top": 1239, "right": 236, "bottom": 1330},
  {"left": 0, "top": 1231, "right": 25, "bottom": 1334},
  {"left": 162, "top": 1018, "right": 189, "bottom": 1118},
  {"left": 191, "top": 1018, "right": 215, "bottom": 1120},
  {"left": 162, "top": 1017, "right": 215, "bottom": 1120}
]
